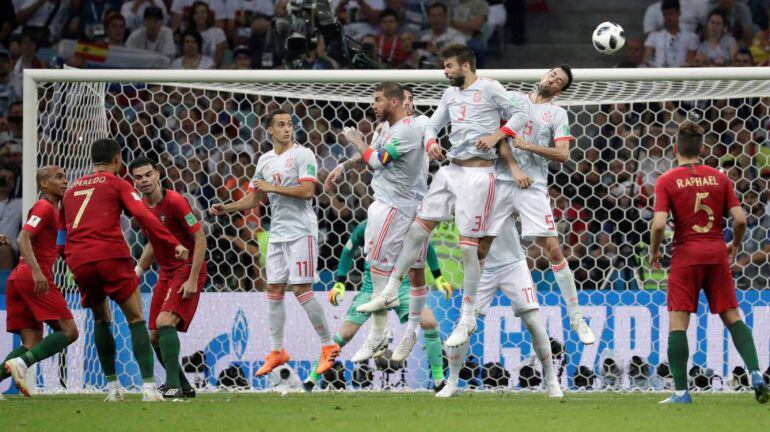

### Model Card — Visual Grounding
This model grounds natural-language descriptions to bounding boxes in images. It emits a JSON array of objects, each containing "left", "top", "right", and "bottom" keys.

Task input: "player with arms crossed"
[
  {"left": 490, "top": 65, "right": 595, "bottom": 345},
  {"left": 130, "top": 157, "right": 207, "bottom": 399},
  {"left": 438, "top": 216, "right": 561, "bottom": 397},
  {"left": 650, "top": 122, "right": 769, "bottom": 404},
  {"left": 208, "top": 109, "right": 340, "bottom": 377},
  {"left": 2, "top": 167, "right": 79, "bottom": 397},
  {"left": 357, "top": 44, "right": 528, "bottom": 351},
  {"left": 59, "top": 138, "right": 189, "bottom": 402}
]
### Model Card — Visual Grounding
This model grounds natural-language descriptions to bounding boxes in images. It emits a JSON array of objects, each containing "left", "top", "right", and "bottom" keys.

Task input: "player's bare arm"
[
  {"left": 512, "top": 136, "right": 570, "bottom": 163},
  {"left": 726, "top": 205, "right": 747, "bottom": 264},
  {"left": 325, "top": 154, "right": 364, "bottom": 191},
  {"left": 497, "top": 138, "right": 533, "bottom": 189},
  {"left": 209, "top": 189, "right": 266, "bottom": 215},
  {"left": 17, "top": 230, "right": 49, "bottom": 296},
  {"left": 252, "top": 179, "right": 315, "bottom": 200},
  {"left": 179, "top": 229, "right": 206, "bottom": 299},
  {"left": 649, "top": 211, "right": 668, "bottom": 269}
]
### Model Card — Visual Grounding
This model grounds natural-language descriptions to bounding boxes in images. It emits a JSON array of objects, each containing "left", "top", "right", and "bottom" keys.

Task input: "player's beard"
[
  {"left": 448, "top": 74, "right": 465, "bottom": 88},
  {"left": 537, "top": 82, "right": 555, "bottom": 99},
  {"left": 377, "top": 107, "right": 390, "bottom": 123}
]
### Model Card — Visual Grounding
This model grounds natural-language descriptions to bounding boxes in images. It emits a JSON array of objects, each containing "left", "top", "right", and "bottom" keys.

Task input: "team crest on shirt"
[
  {"left": 541, "top": 111, "right": 553, "bottom": 125},
  {"left": 285, "top": 155, "right": 295, "bottom": 168},
  {"left": 473, "top": 90, "right": 482, "bottom": 104},
  {"left": 160, "top": 215, "right": 167, "bottom": 225}
]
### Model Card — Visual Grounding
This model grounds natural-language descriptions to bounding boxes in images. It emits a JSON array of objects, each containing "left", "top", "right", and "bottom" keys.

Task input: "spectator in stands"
[
  {"left": 228, "top": 45, "right": 252, "bottom": 69},
  {"left": 0, "top": 142, "right": 22, "bottom": 198},
  {"left": 386, "top": 0, "right": 428, "bottom": 34},
  {"left": 70, "top": 0, "right": 122, "bottom": 40},
  {"left": 0, "top": 0, "right": 15, "bottom": 47},
  {"left": 700, "top": 0, "right": 753, "bottom": 46},
  {"left": 732, "top": 46, "right": 755, "bottom": 65},
  {"left": 375, "top": 8, "right": 411, "bottom": 67},
  {"left": 0, "top": 166, "right": 21, "bottom": 270},
  {"left": 0, "top": 50, "right": 15, "bottom": 119},
  {"left": 749, "top": 22, "right": 770, "bottom": 65},
  {"left": 170, "top": 29, "right": 215, "bottom": 69},
  {"left": 0, "top": 100, "right": 22, "bottom": 148},
  {"left": 447, "top": 0, "right": 488, "bottom": 64},
  {"left": 170, "top": 0, "right": 228, "bottom": 32},
  {"left": 15, "top": 0, "right": 71, "bottom": 47},
  {"left": 644, "top": 0, "right": 699, "bottom": 67},
  {"left": 643, "top": 0, "right": 704, "bottom": 35},
  {"left": 730, "top": 189, "right": 770, "bottom": 289},
  {"left": 121, "top": 0, "right": 168, "bottom": 32},
  {"left": 334, "top": 0, "right": 384, "bottom": 42},
  {"left": 9, "top": 31, "right": 44, "bottom": 98},
  {"left": 417, "top": 2, "right": 467, "bottom": 67},
  {"left": 126, "top": 6, "right": 177, "bottom": 59},
  {"left": 696, "top": 9, "right": 738, "bottom": 66},
  {"left": 616, "top": 38, "right": 647, "bottom": 68},
  {"left": 104, "top": 12, "right": 126, "bottom": 45},
  {"left": 187, "top": 1, "right": 227, "bottom": 67},
  {"left": 227, "top": 0, "right": 273, "bottom": 68}
]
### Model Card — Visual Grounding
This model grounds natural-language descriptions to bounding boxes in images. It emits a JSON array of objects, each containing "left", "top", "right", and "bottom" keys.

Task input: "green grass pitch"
[{"left": 1, "top": 392, "right": 767, "bottom": 432}]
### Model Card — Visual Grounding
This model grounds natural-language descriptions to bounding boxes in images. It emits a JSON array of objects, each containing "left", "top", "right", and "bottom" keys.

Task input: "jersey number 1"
[
  {"left": 692, "top": 192, "right": 715, "bottom": 233},
  {"left": 72, "top": 188, "right": 95, "bottom": 229}
]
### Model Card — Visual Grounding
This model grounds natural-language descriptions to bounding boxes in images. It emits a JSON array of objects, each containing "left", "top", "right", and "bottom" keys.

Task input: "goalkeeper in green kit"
[{"left": 304, "top": 219, "right": 452, "bottom": 392}]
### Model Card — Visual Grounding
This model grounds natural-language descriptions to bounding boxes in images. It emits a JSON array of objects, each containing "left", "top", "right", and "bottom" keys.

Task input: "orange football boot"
[
  {"left": 255, "top": 349, "right": 290, "bottom": 376},
  {"left": 315, "top": 344, "right": 341, "bottom": 375}
]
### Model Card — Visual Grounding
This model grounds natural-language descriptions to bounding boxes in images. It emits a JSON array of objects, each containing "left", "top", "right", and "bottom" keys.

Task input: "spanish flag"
[{"left": 74, "top": 40, "right": 108, "bottom": 63}]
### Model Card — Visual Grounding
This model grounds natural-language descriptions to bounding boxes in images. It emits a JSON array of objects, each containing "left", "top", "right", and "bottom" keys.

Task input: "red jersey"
[
  {"left": 654, "top": 163, "right": 740, "bottom": 268},
  {"left": 9, "top": 199, "right": 59, "bottom": 282},
  {"left": 60, "top": 171, "right": 181, "bottom": 270},
  {"left": 142, "top": 190, "right": 204, "bottom": 279}
]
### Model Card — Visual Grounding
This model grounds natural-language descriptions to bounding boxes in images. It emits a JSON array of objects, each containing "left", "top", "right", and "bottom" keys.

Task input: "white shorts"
[
  {"left": 475, "top": 260, "right": 539, "bottom": 316},
  {"left": 364, "top": 200, "right": 415, "bottom": 273},
  {"left": 418, "top": 164, "right": 496, "bottom": 238},
  {"left": 266, "top": 236, "right": 318, "bottom": 285},
  {"left": 488, "top": 180, "right": 557, "bottom": 240}
]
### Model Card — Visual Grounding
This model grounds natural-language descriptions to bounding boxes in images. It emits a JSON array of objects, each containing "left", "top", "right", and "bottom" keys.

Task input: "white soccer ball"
[{"left": 592, "top": 22, "right": 625, "bottom": 55}]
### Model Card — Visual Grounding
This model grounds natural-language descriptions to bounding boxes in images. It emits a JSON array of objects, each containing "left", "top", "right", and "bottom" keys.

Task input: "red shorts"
[
  {"left": 72, "top": 258, "right": 138, "bottom": 308},
  {"left": 6, "top": 278, "right": 73, "bottom": 332},
  {"left": 667, "top": 264, "right": 738, "bottom": 314},
  {"left": 148, "top": 267, "right": 206, "bottom": 332}
]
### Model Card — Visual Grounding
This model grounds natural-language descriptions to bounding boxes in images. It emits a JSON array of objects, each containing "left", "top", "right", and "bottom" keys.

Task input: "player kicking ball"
[
  {"left": 438, "top": 217, "right": 562, "bottom": 398},
  {"left": 650, "top": 122, "right": 769, "bottom": 404},
  {"left": 2, "top": 167, "right": 79, "bottom": 398},
  {"left": 489, "top": 65, "right": 594, "bottom": 345},
  {"left": 209, "top": 109, "right": 340, "bottom": 377},
  {"left": 59, "top": 138, "right": 189, "bottom": 402},
  {"left": 130, "top": 157, "right": 207, "bottom": 399}
]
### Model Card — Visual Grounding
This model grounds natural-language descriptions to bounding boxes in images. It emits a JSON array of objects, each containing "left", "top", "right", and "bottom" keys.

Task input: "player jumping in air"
[
  {"left": 488, "top": 65, "right": 595, "bottom": 345},
  {"left": 130, "top": 157, "right": 208, "bottom": 399},
  {"left": 356, "top": 44, "right": 528, "bottom": 351},
  {"left": 208, "top": 109, "right": 340, "bottom": 377},
  {"left": 59, "top": 138, "right": 189, "bottom": 402},
  {"left": 650, "top": 122, "right": 769, "bottom": 404},
  {"left": 438, "top": 217, "right": 562, "bottom": 398},
  {"left": 3, "top": 167, "right": 79, "bottom": 397}
]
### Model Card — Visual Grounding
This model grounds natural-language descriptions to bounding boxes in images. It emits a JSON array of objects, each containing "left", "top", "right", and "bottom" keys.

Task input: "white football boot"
[
  {"left": 435, "top": 380, "right": 459, "bottom": 398},
  {"left": 141, "top": 383, "right": 165, "bottom": 402},
  {"left": 104, "top": 381, "right": 125, "bottom": 402},
  {"left": 356, "top": 293, "right": 400, "bottom": 313},
  {"left": 351, "top": 331, "right": 390, "bottom": 362},
  {"left": 392, "top": 328, "right": 419, "bottom": 362},
  {"left": 6, "top": 358, "right": 30, "bottom": 397},
  {"left": 570, "top": 313, "right": 595, "bottom": 345},
  {"left": 445, "top": 321, "right": 476, "bottom": 347},
  {"left": 546, "top": 379, "right": 564, "bottom": 398}
]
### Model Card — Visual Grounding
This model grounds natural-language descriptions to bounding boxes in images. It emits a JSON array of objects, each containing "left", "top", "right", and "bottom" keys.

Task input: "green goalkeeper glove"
[
  {"left": 329, "top": 282, "right": 346, "bottom": 306},
  {"left": 434, "top": 275, "right": 452, "bottom": 300},
  {"left": 65, "top": 267, "right": 75, "bottom": 286}
]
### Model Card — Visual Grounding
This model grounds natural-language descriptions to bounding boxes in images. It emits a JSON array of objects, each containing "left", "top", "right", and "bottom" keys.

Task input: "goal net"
[{"left": 8, "top": 68, "right": 770, "bottom": 394}]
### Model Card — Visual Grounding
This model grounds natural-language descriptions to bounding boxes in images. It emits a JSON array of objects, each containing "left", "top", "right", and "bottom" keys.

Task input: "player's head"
[
  {"left": 402, "top": 85, "right": 415, "bottom": 115},
  {"left": 91, "top": 138, "right": 122, "bottom": 172},
  {"left": 439, "top": 44, "right": 476, "bottom": 87},
  {"left": 675, "top": 121, "right": 705, "bottom": 159},
  {"left": 36, "top": 165, "right": 67, "bottom": 199},
  {"left": 265, "top": 109, "right": 293, "bottom": 146},
  {"left": 372, "top": 82, "right": 405, "bottom": 122},
  {"left": 537, "top": 64, "right": 573, "bottom": 98},
  {"left": 128, "top": 156, "right": 160, "bottom": 196}
]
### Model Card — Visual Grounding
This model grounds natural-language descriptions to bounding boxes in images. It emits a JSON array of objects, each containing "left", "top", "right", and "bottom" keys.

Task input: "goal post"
[{"left": 14, "top": 67, "right": 770, "bottom": 394}]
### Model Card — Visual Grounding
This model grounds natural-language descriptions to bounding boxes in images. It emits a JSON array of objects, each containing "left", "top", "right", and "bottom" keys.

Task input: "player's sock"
[
  {"left": 406, "top": 285, "right": 428, "bottom": 333},
  {"left": 128, "top": 321, "right": 155, "bottom": 382},
  {"left": 370, "top": 267, "right": 390, "bottom": 295},
  {"left": 154, "top": 344, "right": 193, "bottom": 391},
  {"left": 551, "top": 260, "right": 580, "bottom": 318},
  {"left": 267, "top": 291, "right": 286, "bottom": 351},
  {"left": 668, "top": 330, "right": 689, "bottom": 391},
  {"left": 369, "top": 310, "right": 388, "bottom": 341},
  {"left": 158, "top": 326, "right": 182, "bottom": 388},
  {"left": 94, "top": 321, "right": 118, "bottom": 381},
  {"left": 459, "top": 241, "right": 481, "bottom": 324},
  {"left": 520, "top": 310, "right": 556, "bottom": 382},
  {"left": 423, "top": 328, "right": 445, "bottom": 385},
  {"left": 20, "top": 331, "right": 69, "bottom": 367},
  {"left": 727, "top": 320, "right": 760, "bottom": 372},
  {"left": 296, "top": 291, "right": 332, "bottom": 345},
  {"left": 446, "top": 339, "right": 470, "bottom": 385},
  {"left": 383, "top": 222, "right": 431, "bottom": 297},
  {"left": 0, "top": 346, "right": 29, "bottom": 380},
  {"left": 333, "top": 333, "right": 348, "bottom": 348}
]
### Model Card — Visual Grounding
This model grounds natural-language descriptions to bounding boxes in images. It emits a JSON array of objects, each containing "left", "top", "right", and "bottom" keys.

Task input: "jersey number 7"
[{"left": 72, "top": 188, "right": 95, "bottom": 229}]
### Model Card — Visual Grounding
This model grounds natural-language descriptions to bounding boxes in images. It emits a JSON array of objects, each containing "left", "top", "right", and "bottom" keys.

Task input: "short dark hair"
[
  {"left": 265, "top": 109, "right": 291, "bottom": 127},
  {"left": 438, "top": 43, "right": 476, "bottom": 72},
  {"left": 379, "top": 8, "right": 399, "bottom": 21},
  {"left": 676, "top": 121, "right": 705, "bottom": 157},
  {"left": 180, "top": 29, "right": 203, "bottom": 53},
  {"left": 428, "top": 2, "right": 447, "bottom": 14},
  {"left": 8, "top": 100, "right": 22, "bottom": 112},
  {"left": 661, "top": 0, "right": 680, "bottom": 13},
  {"left": 91, "top": 138, "right": 121, "bottom": 164},
  {"left": 374, "top": 82, "right": 405, "bottom": 102},
  {"left": 128, "top": 156, "right": 157, "bottom": 174},
  {"left": 402, "top": 84, "right": 414, "bottom": 96},
  {"left": 555, "top": 64, "right": 573, "bottom": 92},
  {"left": 707, "top": 8, "right": 727, "bottom": 25}
]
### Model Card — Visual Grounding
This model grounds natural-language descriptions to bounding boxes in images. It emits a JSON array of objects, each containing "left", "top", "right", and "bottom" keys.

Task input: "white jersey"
[
  {"left": 496, "top": 91, "right": 572, "bottom": 190},
  {"left": 369, "top": 115, "right": 425, "bottom": 214},
  {"left": 251, "top": 144, "right": 319, "bottom": 243},
  {"left": 413, "top": 114, "right": 431, "bottom": 201},
  {"left": 484, "top": 216, "right": 526, "bottom": 270},
  {"left": 430, "top": 78, "right": 527, "bottom": 161}
]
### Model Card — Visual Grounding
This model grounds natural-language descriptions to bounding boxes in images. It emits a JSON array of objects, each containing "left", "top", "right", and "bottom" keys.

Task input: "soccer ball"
[{"left": 592, "top": 22, "right": 625, "bottom": 55}]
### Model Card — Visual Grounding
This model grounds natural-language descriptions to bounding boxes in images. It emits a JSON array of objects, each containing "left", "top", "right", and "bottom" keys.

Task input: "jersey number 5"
[
  {"left": 72, "top": 188, "right": 95, "bottom": 229},
  {"left": 692, "top": 192, "right": 715, "bottom": 233}
]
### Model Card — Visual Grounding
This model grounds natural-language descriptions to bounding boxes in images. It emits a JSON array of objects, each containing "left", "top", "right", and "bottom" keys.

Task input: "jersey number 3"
[{"left": 692, "top": 192, "right": 715, "bottom": 233}]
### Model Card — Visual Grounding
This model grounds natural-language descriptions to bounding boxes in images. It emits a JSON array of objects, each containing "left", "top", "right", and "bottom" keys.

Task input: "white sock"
[
  {"left": 407, "top": 285, "right": 428, "bottom": 333},
  {"left": 520, "top": 310, "right": 556, "bottom": 383},
  {"left": 267, "top": 291, "right": 286, "bottom": 351},
  {"left": 370, "top": 267, "right": 390, "bottom": 295},
  {"left": 296, "top": 291, "right": 332, "bottom": 345},
  {"left": 142, "top": 382, "right": 157, "bottom": 391},
  {"left": 369, "top": 310, "right": 388, "bottom": 341},
  {"left": 108, "top": 380, "right": 122, "bottom": 392},
  {"left": 447, "top": 339, "right": 470, "bottom": 385},
  {"left": 459, "top": 241, "right": 481, "bottom": 324},
  {"left": 382, "top": 222, "right": 431, "bottom": 297},
  {"left": 552, "top": 260, "right": 580, "bottom": 319}
]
